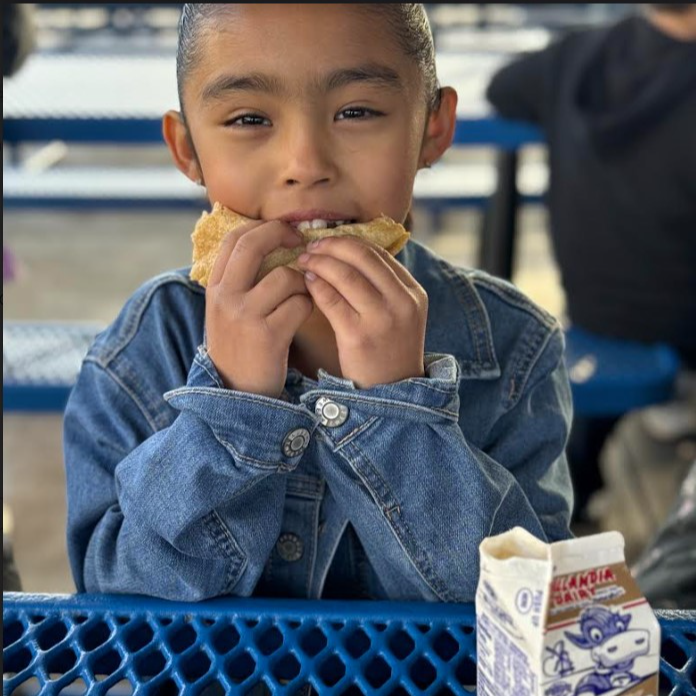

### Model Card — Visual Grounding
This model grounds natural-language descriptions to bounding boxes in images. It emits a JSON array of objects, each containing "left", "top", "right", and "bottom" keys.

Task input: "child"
[{"left": 64, "top": 4, "right": 573, "bottom": 602}]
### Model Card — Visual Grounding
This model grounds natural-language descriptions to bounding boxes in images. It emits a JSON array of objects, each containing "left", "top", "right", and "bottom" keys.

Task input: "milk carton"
[{"left": 476, "top": 527, "right": 660, "bottom": 696}]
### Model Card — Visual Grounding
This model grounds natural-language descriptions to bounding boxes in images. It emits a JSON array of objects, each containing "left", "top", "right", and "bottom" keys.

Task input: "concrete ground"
[{"left": 3, "top": 197, "right": 563, "bottom": 593}]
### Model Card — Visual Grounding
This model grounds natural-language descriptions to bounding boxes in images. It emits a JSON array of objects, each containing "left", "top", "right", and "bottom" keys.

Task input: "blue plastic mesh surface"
[{"left": 3, "top": 593, "right": 695, "bottom": 695}]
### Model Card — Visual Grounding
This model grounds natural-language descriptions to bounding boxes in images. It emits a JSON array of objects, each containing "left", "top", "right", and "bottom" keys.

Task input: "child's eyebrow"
[
  {"left": 322, "top": 64, "right": 403, "bottom": 92},
  {"left": 200, "top": 63, "right": 403, "bottom": 104},
  {"left": 201, "top": 73, "right": 284, "bottom": 103}
]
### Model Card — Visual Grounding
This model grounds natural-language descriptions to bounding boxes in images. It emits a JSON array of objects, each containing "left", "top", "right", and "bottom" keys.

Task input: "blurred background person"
[
  {"left": 632, "top": 460, "right": 696, "bottom": 609},
  {"left": 486, "top": 4, "right": 696, "bottom": 523},
  {"left": 3, "top": 3, "right": 36, "bottom": 78},
  {"left": 3, "top": 3, "right": 36, "bottom": 285},
  {"left": 3, "top": 2, "right": 37, "bottom": 592}
]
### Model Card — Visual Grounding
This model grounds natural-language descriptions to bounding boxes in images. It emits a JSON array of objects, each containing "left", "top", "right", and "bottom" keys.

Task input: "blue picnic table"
[{"left": 3, "top": 592, "right": 695, "bottom": 695}]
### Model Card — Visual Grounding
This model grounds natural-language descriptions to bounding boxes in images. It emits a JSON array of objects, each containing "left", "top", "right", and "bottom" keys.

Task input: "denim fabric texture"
[{"left": 64, "top": 240, "right": 574, "bottom": 602}]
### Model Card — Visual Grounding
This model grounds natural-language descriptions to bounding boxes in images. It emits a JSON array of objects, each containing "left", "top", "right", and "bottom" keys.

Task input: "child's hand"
[
  {"left": 297, "top": 237, "right": 428, "bottom": 388},
  {"left": 205, "top": 221, "right": 313, "bottom": 397}
]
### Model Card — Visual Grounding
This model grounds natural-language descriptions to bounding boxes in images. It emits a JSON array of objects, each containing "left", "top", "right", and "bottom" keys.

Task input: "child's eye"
[
  {"left": 225, "top": 114, "right": 271, "bottom": 127},
  {"left": 336, "top": 107, "right": 383, "bottom": 121}
]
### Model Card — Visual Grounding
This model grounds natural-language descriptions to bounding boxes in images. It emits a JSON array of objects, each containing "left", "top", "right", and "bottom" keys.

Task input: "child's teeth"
[{"left": 296, "top": 218, "right": 350, "bottom": 231}]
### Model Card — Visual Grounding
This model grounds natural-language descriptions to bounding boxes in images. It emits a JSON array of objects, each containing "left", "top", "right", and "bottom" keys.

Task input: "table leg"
[{"left": 479, "top": 149, "right": 520, "bottom": 280}]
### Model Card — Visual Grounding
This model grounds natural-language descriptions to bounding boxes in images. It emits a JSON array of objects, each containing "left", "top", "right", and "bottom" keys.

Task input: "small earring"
[
  {"left": 195, "top": 176, "right": 204, "bottom": 186},
  {"left": 423, "top": 161, "right": 432, "bottom": 169}
]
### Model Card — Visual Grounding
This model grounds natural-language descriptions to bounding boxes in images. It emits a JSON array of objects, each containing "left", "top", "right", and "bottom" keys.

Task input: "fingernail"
[
  {"left": 298, "top": 253, "right": 311, "bottom": 264},
  {"left": 305, "top": 271, "right": 317, "bottom": 282},
  {"left": 308, "top": 240, "right": 321, "bottom": 250}
]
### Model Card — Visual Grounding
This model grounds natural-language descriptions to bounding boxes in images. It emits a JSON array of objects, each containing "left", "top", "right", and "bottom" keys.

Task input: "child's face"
[{"left": 169, "top": 4, "right": 454, "bottom": 225}]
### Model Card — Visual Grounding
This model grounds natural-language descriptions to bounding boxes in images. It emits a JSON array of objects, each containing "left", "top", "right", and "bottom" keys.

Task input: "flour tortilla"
[{"left": 190, "top": 202, "right": 410, "bottom": 287}]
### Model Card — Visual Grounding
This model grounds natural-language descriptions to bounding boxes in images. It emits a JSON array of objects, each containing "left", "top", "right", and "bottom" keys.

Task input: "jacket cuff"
[
  {"left": 164, "top": 346, "right": 318, "bottom": 470},
  {"left": 301, "top": 353, "right": 461, "bottom": 422}
]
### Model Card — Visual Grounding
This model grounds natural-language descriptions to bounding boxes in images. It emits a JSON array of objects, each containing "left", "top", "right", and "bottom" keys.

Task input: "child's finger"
[
  {"left": 299, "top": 252, "right": 381, "bottom": 315},
  {"left": 266, "top": 293, "right": 314, "bottom": 341},
  {"left": 341, "top": 236, "right": 420, "bottom": 292},
  {"left": 248, "top": 267, "right": 309, "bottom": 316},
  {"left": 207, "top": 220, "right": 264, "bottom": 288},
  {"left": 305, "top": 237, "right": 406, "bottom": 299},
  {"left": 304, "top": 272, "right": 357, "bottom": 328},
  {"left": 220, "top": 221, "right": 304, "bottom": 292},
  {"left": 364, "top": 241, "right": 421, "bottom": 291}
]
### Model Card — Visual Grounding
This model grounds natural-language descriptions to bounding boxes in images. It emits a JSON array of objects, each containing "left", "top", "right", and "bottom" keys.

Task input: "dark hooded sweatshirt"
[{"left": 487, "top": 16, "right": 696, "bottom": 366}]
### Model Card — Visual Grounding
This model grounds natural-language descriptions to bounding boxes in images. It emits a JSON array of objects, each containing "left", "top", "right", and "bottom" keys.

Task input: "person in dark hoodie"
[{"left": 486, "top": 4, "right": 696, "bottom": 522}]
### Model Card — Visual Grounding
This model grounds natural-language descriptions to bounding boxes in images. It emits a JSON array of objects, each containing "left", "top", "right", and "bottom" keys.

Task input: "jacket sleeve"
[
  {"left": 301, "top": 328, "right": 573, "bottom": 603},
  {"left": 486, "top": 43, "right": 562, "bottom": 125},
  {"left": 64, "top": 346, "right": 317, "bottom": 600}
]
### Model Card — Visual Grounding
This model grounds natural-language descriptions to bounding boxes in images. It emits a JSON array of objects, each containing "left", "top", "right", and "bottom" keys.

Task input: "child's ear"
[
  {"left": 419, "top": 87, "right": 458, "bottom": 168},
  {"left": 162, "top": 110, "right": 202, "bottom": 183}
]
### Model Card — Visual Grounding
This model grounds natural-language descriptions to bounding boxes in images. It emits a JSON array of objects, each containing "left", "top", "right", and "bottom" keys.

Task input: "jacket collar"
[{"left": 398, "top": 241, "right": 501, "bottom": 381}]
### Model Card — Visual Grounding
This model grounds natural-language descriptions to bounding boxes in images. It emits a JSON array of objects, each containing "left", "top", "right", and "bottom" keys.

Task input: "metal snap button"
[
  {"left": 315, "top": 397, "right": 349, "bottom": 428},
  {"left": 276, "top": 533, "right": 304, "bottom": 562},
  {"left": 282, "top": 428, "right": 310, "bottom": 457}
]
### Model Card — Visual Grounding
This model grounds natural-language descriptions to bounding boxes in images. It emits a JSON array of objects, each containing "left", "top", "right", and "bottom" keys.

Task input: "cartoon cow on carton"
[{"left": 564, "top": 606, "right": 650, "bottom": 695}]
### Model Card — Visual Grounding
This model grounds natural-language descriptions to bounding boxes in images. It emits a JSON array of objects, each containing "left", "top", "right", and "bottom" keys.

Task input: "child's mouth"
[{"left": 293, "top": 219, "right": 358, "bottom": 231}]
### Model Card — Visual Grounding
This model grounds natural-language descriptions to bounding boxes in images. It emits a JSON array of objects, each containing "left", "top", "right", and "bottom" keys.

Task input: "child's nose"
[{"left": 280, "top": 125, "right": 336, "bottom": 188}]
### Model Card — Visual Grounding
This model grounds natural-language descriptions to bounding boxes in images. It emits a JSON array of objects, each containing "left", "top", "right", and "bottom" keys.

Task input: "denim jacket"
[{"left": 64, "top": 239, "right": 573, "bottom": 602}]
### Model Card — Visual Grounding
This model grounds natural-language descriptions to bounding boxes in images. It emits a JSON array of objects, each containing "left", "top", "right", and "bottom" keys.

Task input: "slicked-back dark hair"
[{"left": 176, "top": 4, "right": 440, "bottom": 115}]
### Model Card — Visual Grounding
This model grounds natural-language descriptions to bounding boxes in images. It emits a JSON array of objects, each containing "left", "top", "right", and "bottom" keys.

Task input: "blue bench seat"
[
  {"left": 3, "top": 321, "right": 102, "bottom": 412},
  {"left": 565, "top": 327, "right": 681, "bottom": 418}
]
